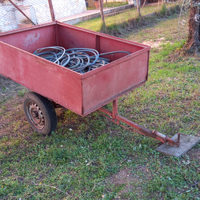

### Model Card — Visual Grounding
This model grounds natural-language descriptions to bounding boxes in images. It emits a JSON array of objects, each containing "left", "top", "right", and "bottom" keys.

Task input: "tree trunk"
[
  {"left": 99, "top": 0, "right": 106, "bottom": 31},
  {"left": 185, "top": 0, "right": 200, "bottom": 53},
  {"left": 141, "top": 0, "right": 147, "bottom": 10},
  {"left": 136, "top": 0, "right": 141, "bottom": 17},
  {"left": 100, "top": 0, "right": 105, "bottom": 24}
]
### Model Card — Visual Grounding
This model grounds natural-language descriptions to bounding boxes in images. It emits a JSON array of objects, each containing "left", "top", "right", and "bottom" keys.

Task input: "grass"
[
  {"left": 0, "top": 11, "right": 200, "bottom": 200},
  {"left": 76, "top": 3, "right": 178, "bottom": 32},
  {"left": 103, "top": 2, "right": 128, "bottom": 8},
  {"left": 125, "top": 15, "right": 186, "bottom": 43},
  {"left": 87, "top": 2, "right": 128, "bottom": 10}
]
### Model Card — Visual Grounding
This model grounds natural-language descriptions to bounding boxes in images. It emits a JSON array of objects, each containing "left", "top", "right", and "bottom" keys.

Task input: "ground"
[
  {"left": 0, "top": 11, "right": 200, "bottom": 200},
  {"left": 0, "top": 75, "right": 25, "bottom": 103}
]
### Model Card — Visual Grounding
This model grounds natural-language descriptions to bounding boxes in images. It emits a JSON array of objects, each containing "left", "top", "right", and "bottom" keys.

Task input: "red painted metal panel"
[
  {"left": 57, "top": 22, "right": 147, "bottom": 57},
  {"left": 82, "top": 52, "right": 149, "bottom": 115},
  {"left": 0, "top": 41, "right": 82, "bottom": 115},
  {"left": 0, "top": 24, "right": 56, "bottom": 53},
  {"left": 95, "top": 36, "right": 143, "bottom": 61},
  {"left": 57, "top": 24, "right": 97, "bottom": 50}
]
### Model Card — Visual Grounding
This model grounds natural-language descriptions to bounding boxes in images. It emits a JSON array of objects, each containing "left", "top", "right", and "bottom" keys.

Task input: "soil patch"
[
  {"left": 186, "top": 148, "right": 200, "bottom": 162},
  {"left": 0, "top": 96, "right": 32, "bottom": 139},
  {"left": 142, "top": 37, "right": 172, "bottom": 49},
  {"left": 106, "top": 167, "right": 151, "bottom": 198}
]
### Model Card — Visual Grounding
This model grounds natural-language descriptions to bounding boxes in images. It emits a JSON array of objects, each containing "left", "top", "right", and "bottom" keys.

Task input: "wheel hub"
[{"left": 27, "top": 102, "right": 45, "bottom": 129}]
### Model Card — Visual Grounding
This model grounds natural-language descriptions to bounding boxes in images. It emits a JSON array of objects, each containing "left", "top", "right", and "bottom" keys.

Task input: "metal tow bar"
[{"left": 98, "top": 99, "right": 180, "bottom": 147}]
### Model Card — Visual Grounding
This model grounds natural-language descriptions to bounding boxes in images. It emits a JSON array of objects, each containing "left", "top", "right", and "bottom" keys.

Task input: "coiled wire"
[{"left": 34, "top": 46, "right": 130, "bottom": 73}]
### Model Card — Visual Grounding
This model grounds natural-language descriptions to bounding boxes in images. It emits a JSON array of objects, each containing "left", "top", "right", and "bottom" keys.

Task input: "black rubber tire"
[{"left": 23, "top": 92, "right": 57, "bottom": 135}]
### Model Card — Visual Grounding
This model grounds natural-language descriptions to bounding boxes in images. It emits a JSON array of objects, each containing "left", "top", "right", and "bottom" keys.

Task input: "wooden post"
[{"left": 48, "top": 0, "right": 55, "bottom": 22}]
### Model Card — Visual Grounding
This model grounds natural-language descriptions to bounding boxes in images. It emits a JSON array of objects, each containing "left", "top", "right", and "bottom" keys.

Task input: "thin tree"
[
  {"left": 185, "top": 0, "right": 200, "bottom": 53},
  {"left": 142, "top": 0, "right": 147, "bottom": 10},
  {"left": 136, "top": 0, "right": 141, "bottom": 17},
  {"left": 99, "top": 0, "right": 106, "bottom": 31}
]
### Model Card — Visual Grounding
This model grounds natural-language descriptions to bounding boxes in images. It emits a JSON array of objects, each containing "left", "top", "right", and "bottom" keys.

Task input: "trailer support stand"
[{"left": 98, "top": 99, "right": 180, "bottom": 147}]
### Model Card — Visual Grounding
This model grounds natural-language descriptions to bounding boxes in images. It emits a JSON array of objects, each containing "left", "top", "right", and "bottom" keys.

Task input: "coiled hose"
[{"left": 34, "top": 46, "right": 130, "bottom": 74}]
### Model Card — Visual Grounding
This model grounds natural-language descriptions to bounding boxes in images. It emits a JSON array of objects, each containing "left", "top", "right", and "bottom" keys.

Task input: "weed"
[
  {"left": 159, "top": 3, "right": 168, "bottom": 16},
  {"left": 18, "top": 89, "right": 26, "bottom": 97}
]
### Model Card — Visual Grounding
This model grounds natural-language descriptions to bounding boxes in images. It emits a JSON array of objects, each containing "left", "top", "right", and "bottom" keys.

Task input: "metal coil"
[{"left": 34, "top": 46, "right": 130, "bottom": 74}]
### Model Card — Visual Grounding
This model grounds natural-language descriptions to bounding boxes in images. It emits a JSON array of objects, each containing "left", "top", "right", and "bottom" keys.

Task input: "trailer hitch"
[{"left": 98, "top": 99, "right": 180, "bottom": 147}]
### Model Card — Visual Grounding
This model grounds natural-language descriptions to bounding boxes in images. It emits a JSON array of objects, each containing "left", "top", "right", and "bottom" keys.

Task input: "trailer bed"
[{"left": 0, "top": 22, "right": 150, "bottom": 116}]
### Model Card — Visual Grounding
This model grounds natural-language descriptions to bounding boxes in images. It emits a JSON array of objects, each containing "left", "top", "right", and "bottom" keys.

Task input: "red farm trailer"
[{"left": 0, "top": 22, "right": 199, "bottom": 157}]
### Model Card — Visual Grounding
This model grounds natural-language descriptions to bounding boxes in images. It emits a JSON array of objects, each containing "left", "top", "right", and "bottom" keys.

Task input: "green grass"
[
  {"left": 103, "top": 2, "right": 128, "bottom": 8},
  {"left": 87, "top": 2, "right": 128, "bottom": 10},
  {"left": 76, "top": 3, "right": 178, "bottom": 32},
  {"left": 125, "top": 16, "right": 186, "bottom": 43},
  {"left": 0, "top": 12, "right": 200, "bottom": 200}
]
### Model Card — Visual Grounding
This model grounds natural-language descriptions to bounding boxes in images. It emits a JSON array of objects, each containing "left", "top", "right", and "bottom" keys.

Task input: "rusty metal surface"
[
  {"left": 98, "top": 100, "right": 180, "bottom": 147},
  {"left": 0, "top": 22, "right": 150, "bottom": 116}
]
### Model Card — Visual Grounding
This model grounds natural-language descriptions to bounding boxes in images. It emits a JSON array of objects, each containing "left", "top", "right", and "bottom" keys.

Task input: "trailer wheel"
[{"left": 23, "top": 92, "right": 57, "bottom": 135}]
